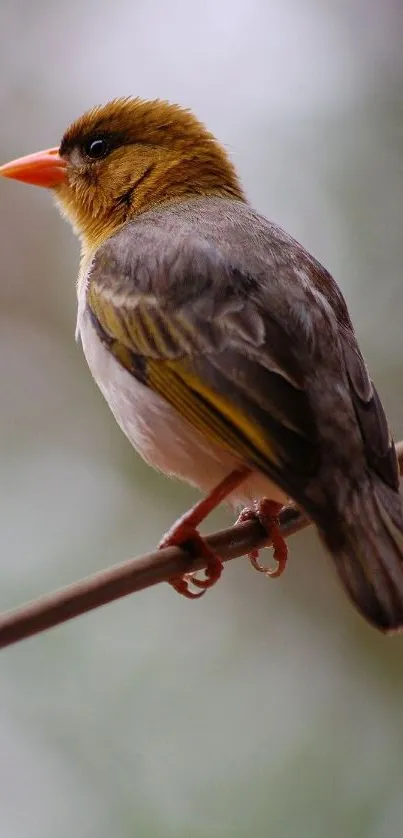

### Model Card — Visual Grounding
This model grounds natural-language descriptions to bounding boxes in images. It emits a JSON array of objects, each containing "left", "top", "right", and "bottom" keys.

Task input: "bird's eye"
[{"left": 83, "top": 137, "right": 111, "bottom": 160}]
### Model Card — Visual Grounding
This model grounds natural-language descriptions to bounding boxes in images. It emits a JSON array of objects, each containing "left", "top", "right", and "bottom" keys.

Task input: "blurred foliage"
[{"left": 1, "top": 1, "right": 403, "bottom": 836}]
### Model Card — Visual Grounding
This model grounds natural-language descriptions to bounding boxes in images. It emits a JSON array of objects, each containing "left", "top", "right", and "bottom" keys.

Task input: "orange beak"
[{"left": 0, "top": 147, "right": 67, "bottom": 188}]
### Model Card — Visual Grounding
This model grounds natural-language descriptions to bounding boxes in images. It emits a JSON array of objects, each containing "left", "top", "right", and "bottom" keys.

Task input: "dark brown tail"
[{"left": 320, "top": 478, "right": 403, "bottom": 632}]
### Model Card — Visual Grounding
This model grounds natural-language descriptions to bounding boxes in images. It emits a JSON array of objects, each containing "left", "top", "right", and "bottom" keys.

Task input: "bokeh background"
[{"left": 1, "top": 1, "right": 403, "bottom": 836}]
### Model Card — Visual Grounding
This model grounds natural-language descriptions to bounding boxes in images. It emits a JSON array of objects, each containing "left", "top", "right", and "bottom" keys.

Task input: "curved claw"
[
  {"left": 187, "top": 572, "right": 220, "bottom": 590},
  {"left": 236, "top": 499, "right": 288, "bottom": 579},
  {"left": 169, "top": 575, "right": 206, "bottom": 599},
  {"left": 249, "top": 548, "right": 287, "bottom": 578},
  {"left": 161, "top": 524, "right": 223, "bottom": 598}
]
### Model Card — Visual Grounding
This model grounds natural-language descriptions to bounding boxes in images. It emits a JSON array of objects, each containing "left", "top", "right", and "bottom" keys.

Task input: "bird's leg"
[
  {"left": 235, "top": 498, "right": 288, "bottom": 578},
  {"left": 160, "top": 466, "right": 251, "bottom": 599}
]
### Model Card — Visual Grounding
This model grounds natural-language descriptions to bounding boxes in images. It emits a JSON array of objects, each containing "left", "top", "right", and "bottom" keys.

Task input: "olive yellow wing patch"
[
  {"left": 87, "top": 281, "right": 318, "bottom": 488},
  {"left": 146, "top": 356, "right": 279, "bottom": 470}
]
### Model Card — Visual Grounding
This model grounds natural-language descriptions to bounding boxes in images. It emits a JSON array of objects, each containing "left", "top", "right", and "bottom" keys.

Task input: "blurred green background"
[{"left": 1, "top": 1, "right": 403, "bottom": 836}]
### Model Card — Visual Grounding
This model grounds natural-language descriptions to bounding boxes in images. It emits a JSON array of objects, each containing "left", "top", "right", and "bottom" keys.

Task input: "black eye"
[{"left": 83, "top": 137, "right": 111, "bottom": 160}]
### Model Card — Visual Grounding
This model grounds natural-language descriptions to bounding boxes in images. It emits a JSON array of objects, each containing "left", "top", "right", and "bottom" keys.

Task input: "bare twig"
[{"left": 1, "top": 442, "right": 402, "bottom": 650}]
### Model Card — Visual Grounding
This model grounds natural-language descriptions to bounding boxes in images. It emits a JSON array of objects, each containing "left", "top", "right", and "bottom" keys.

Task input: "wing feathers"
[
  {"left": 87, "top": 272, "right": 319, "bottom": 483},
  {"left": 342, "top": 336, "right": 399, "bottom": 491}
]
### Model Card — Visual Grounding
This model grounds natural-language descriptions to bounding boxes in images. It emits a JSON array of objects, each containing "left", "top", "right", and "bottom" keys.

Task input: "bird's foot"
[
  {"left": 160, "top": 521, "right": 223, "bottom": 599},
  {"left": 236, "top": 498, "right": 288, "bottom": 578},
  {"left": 160, "top": 466, "right": 251, "bottom": 599}
]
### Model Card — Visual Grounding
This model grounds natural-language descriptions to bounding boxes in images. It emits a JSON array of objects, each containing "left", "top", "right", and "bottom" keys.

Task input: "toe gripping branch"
[
  {"left": 235, "top": 499, "right": 288, "bottom": 578},
  {"left": 159, "top": 469, "right": 288, "bottom": 598}
]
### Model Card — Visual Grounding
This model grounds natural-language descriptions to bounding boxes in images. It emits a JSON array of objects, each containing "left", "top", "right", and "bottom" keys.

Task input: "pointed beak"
[{"left": 0, "top": 147, "right": 67, "bottom": 188}]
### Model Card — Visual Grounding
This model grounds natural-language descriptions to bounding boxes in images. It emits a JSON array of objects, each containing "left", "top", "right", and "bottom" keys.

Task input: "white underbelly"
[{"left": 78, "top": 308, "right": 286, "bottom": 507}]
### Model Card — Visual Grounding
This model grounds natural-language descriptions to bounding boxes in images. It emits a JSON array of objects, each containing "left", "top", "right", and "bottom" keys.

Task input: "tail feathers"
[{"left": 321, "top": 479, "right": 403, "bottom": 633}]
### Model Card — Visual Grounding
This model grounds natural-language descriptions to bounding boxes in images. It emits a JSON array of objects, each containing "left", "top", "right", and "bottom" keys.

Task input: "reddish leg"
[
  {"left": 160, "top": 466, "right": 251, "bottom": 598},
  {"left": 236, "top": 498, "right": 288, "bottom": 578}
]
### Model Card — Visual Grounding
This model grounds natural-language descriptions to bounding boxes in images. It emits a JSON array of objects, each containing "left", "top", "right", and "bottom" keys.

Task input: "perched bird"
[{"left": 1, "top": 97, "right": 403, "bottom": 632}]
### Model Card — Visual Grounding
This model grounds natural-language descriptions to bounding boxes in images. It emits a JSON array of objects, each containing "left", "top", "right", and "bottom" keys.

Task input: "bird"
[{"left": 1, "top": 96, "right": 403, "bottom": 632}]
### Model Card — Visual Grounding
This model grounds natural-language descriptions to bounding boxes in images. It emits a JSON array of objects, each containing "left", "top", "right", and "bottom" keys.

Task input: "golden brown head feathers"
[{"left": 55, "top": 97, "right": 245, "bottom": 250}]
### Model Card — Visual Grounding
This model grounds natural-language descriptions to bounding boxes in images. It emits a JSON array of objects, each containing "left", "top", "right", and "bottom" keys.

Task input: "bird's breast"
[{"left": 78, "top": 307, "right": 228, "bottom": 485}]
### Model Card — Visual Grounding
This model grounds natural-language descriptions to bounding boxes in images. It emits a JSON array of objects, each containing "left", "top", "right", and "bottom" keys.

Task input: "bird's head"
[{"left": 0, "top": 97, "right": 245, "bottom": 250}]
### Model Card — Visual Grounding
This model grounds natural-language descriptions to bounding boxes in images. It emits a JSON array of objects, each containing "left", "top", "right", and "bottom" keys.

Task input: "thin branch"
[{"left": 1, "top": 442, "right": 402, "bottom": 650}]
